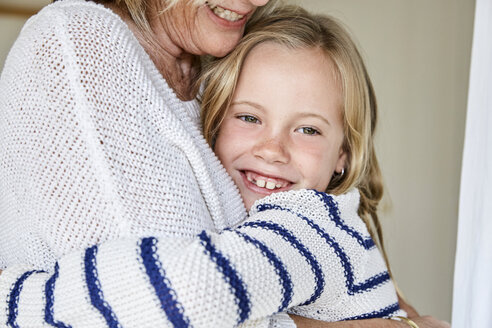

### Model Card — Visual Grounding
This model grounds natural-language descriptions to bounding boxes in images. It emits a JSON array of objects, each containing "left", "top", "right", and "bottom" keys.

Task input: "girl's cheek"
[
  {"left": 233, "top": 123, "right": 262, "bottom": 138},
  {"left": 292, "top": 136, "right": 329, "bottom": 155}
]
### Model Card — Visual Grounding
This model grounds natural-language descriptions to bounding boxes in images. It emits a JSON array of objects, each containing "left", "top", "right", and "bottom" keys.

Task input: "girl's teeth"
[
  {"left": 253, "top": 179, "right": 282, "bottom": 190},
  {"left": 245, "top": 172, "right": 286, "bottom": 190}
]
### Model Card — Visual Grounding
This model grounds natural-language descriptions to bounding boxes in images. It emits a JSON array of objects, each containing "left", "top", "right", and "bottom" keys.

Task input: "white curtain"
[{"left": 452, "top": 0, "right": 492, "bottom": 327}]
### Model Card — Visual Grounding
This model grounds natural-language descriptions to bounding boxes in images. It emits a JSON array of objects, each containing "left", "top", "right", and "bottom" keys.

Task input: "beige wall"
[
  {"left": 1, "top": 0, "right": 51, "bottom": 69},
  {"left": 0, "top": 15, "right": 28, "bottom": 71},
  {"left": 0, "top": 0, "right": 475, "bottom": 323},
  {"left": 292, "top": 0, "right": 475, "bottom": 322}
]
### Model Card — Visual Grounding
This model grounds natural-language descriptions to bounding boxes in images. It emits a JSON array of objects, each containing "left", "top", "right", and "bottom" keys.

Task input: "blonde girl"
[
  {"left": 201, "top": 4, "right": 391, "bottom": 281},
  {"left": 198, "top": 4, "right": 410, "bottom": 325}
]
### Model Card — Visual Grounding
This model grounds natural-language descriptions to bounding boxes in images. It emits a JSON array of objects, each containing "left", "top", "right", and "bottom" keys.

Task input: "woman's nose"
[{"left": 252, "top": 136, "right": 290, "bottom": 164}]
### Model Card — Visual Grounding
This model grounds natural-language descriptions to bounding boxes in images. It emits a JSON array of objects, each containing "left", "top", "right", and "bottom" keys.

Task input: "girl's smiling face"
[{"left": 214, "top": 42, "right": 347, "bottom": 210}]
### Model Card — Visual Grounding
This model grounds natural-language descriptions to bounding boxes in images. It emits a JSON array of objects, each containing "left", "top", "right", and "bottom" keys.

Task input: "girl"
[
  {"left": 0, "top": 5, "right": 416, "bottom": 328},
  {"left": 200, "top": 4, "right": 406, "bottom": 324}
]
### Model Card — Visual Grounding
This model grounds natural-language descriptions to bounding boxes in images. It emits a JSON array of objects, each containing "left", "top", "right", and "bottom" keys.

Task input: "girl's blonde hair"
[{"left": 199, "top": 5, "right": 392, "bottom": 278}]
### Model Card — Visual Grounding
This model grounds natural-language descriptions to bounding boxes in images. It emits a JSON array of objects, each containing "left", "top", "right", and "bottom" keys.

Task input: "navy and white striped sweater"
[{"left": 0, "top": 189, "right": 404, "bottom": 327}]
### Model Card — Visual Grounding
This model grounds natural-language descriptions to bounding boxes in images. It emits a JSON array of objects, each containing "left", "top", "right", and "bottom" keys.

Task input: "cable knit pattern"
[{"left": 0, "top": 189, "right": 404, "bottom": 327}]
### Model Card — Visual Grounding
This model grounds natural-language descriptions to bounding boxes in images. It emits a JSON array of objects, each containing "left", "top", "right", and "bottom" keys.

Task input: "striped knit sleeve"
[{"left": 0, "top": 189, "right": 403, "bottom": 327}]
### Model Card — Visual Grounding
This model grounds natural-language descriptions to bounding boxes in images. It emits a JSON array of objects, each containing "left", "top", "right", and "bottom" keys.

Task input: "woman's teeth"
[{"left": 206, "top": 2, "right": 245, "bottom": 22}]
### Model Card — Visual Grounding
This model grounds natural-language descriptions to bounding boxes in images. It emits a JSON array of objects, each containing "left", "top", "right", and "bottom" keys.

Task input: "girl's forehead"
[
  {"left": 244, "top": 42, "right": 337, "bottom": 77},
  {"left": 240, "top": 43, "right": 341, "bottom": 97},
  {"left": 231, "top": 42, "right": 344, "bottom": 124}
]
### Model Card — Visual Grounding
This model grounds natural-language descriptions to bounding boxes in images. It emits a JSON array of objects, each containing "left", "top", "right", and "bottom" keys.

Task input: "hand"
[
  {"left": 398, "top": 295, "right": 419, "bottom": 317},
  {"left": 410, "top": 315, "right": 451, "bottom": 328},
  {"left": 290, "top": 314, "right": 450, "bottom": 328},
  {"left": 290, "top": 315, "right": 401, "bottom": 327},
  {"left": 398, "top": 295, "right": 450, "bottom": 327}
]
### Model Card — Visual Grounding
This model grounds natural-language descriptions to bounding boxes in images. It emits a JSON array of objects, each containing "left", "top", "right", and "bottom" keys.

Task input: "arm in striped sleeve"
[{"left": 0, "top": 189, "right": 402, "bottom": 327}]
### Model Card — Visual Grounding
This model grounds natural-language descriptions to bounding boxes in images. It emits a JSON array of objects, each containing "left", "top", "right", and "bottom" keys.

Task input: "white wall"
[
  {"left": 1, "top": 0, "right": 475, "bottom": 323},
  {"left": 292, "top": 0, "right": 475, "bottom": 322}
]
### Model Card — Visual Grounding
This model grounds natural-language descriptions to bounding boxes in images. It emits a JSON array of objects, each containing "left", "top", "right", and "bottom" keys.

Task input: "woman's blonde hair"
[{"left": 199, "top": 5, "right": 392, "bottom": 278}]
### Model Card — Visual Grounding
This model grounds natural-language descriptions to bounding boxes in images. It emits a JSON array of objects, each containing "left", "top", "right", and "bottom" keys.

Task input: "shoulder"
[
  {"left": 5, "top": 0, "right": 128, "bottom": 68},
  {"left": 31, "top": 0, "right": 120, "bottom": 24},
  {"left": 329, "top": 188, "right": 361, "bottom": 219},
  {"left": 2, "top": 0, "right": 138, "bottom": 85},
  {"left": 25, "top": 0, "right": 153, "bottom": 88},
  {"left": 21, "top": 0, "right": 132, "bottom": 51}
]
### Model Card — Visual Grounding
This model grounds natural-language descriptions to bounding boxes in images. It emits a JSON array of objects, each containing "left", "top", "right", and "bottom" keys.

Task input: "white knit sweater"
[
  {"left": 0, "top": 0, "right": 404, "bottom": 326},
  {"left": 0, "top": 0, "right": 246, "bottom": 270}
]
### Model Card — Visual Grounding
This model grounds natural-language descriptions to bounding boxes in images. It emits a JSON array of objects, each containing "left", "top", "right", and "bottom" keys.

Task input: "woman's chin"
[{"left": 206, "top": 38, "right": 242, "bottom": 57}]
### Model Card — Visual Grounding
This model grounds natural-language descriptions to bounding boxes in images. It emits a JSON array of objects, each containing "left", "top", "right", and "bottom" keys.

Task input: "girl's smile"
[
  {"left": 214, "top": 42, "right": 347, "bottom": 209},
  {"left": 243, "top": 170, "right": 292, "bottom": 190}
]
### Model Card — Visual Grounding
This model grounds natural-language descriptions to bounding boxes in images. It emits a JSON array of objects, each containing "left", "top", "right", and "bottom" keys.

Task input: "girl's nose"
[{"left": 252, "top": 136, "right": 290, "bottom": 164}]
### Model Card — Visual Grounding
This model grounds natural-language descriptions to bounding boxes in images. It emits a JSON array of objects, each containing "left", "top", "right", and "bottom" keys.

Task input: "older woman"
[
  {"left": 0, "top": 0, "right": 447, "bottom": 327},
  {"left": 0, "top": 0, "right": 277, "bottom": 275}
]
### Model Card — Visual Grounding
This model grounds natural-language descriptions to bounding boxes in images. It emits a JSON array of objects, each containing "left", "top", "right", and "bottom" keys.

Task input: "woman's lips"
[
  {"left": 205, "top": 1, "right": 250, "bottom": 28},
  {"left": 206, "top": 1, "right": 246, "bottom": 21}
]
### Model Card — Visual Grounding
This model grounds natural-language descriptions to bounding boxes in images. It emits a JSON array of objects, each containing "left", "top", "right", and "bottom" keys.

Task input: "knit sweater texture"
[
  {"left": 0, "top": 0, "right": 404, "bottom": 327},
  {"left": 0, "top": 0, "right": 245, "bottom": 270},
  {"left": 0, "top": 189, "right": 404, "bottom": 327}
]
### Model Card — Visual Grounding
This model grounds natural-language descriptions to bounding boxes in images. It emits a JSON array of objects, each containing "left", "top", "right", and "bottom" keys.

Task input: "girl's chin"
[
  {"left": 243, "top": 194, "right": 264, "bottom": 211},
  {"left": 244, "top": 199, "right": 256, "bottom": 211}
]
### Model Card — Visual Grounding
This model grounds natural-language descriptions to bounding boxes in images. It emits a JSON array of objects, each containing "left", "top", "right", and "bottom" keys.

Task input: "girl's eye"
[
  {"left": 238, "top": 115, "right": 259, "bottom": 124},
  {"left": 297, "top": 127, "right": 320, "bottom": 135}
]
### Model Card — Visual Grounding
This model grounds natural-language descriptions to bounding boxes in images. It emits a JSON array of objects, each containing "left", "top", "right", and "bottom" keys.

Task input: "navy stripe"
[
  {"left": 343, "top": 302, "right": 401, "bottom": 320},
  {"left": 255, "top": 203, "right": 390, "bottom": 295},
  {"left": 198, "top": 231, "right": 251, "bottom": 324},
  {"left": 241, "top": 221, "right": 324, "bottom": 306},
  {"left": 44, "top": 263, "right": 71, "bottom": 328},
  {"left": 140, "top": 237, "right": 190, "bottom": 328},
  {"left": 351, "top": 272, "right": 391, "bottom": 294},
  {"left": 7, "top": 270, "right": 44, "bottom": 328},
  {"left": 84, "top": 245, "right": 120, "bottom": 328},
  {"left": 234, "top": 231, "right": 293, "bottom": 312},
  {"left": 314, "top": 191, "right": 375, "bottom": 249}
]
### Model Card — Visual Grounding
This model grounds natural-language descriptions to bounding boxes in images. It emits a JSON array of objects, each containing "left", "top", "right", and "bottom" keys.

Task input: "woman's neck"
[
  {"left": 104, "top": 2, "right": 201, "bottom": 101},
  {"left": 139, "top": 34, "right": 201, "bottom": 101}
]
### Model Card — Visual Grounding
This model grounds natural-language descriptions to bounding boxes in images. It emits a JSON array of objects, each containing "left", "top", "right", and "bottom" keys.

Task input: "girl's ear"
[{"left": 335, "top": 148, "right": 347, "bottom": 174}]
